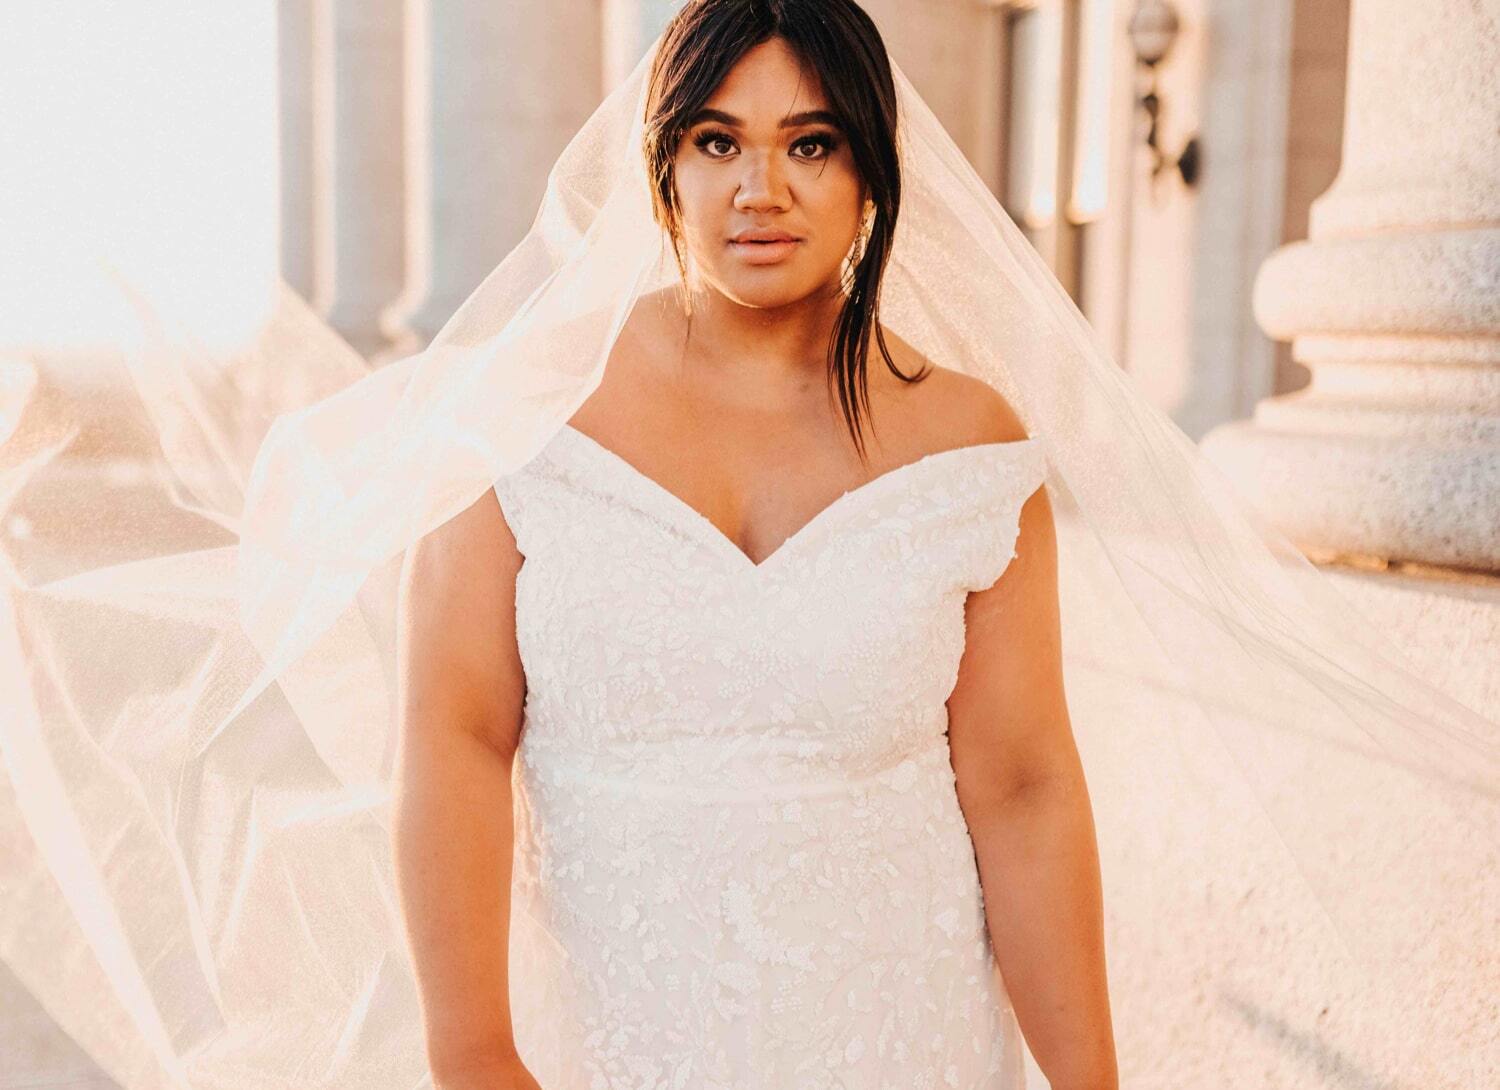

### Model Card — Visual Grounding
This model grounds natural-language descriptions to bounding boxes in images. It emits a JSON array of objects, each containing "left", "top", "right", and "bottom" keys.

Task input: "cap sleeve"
[
  {"left": 493, "top": 469, "right": 538, "bottom": 557},
  {"left": 952, "top": 437, "right": 1049, "bottom": 594}
]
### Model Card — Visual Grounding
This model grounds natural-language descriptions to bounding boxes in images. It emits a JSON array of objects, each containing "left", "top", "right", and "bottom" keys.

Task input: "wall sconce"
[{"left": 1128, "top": 0, "right": 1200, "bottom": 188}]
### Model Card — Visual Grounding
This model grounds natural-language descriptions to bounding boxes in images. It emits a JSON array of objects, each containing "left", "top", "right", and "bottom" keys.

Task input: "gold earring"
[{"left": 851, "top": 201, "right": 876, "bottom": 266}]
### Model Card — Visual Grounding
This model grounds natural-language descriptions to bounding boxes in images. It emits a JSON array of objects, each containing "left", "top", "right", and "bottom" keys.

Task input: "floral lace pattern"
[{"left": 493, "top": 424, "right": 1048, "bottom": 1089}]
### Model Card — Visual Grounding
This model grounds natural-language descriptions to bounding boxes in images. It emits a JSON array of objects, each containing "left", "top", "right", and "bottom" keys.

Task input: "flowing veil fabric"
[{"left": 1, "top": 30, "right": 1496, "bottom": 1090}]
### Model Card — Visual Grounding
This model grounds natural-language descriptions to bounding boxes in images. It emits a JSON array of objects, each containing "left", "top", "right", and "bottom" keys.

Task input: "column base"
[{"left": 1200, "top": 418, "right": 1500, "bottom": 573}]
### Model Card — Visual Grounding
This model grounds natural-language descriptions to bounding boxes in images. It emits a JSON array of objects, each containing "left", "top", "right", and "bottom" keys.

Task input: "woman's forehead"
[{"left": 700, "top": 39, "right": 833, "bottom": 123}]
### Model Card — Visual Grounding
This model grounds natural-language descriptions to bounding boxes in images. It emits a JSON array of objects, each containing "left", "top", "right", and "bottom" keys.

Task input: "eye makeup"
[{"left": 688, "top": 127, "right": 842, "bottom": 160}]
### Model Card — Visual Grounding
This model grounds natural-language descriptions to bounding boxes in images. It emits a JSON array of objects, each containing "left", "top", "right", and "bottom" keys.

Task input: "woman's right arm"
[{"left": 392, "top": 487, "right": 541, "bottom": 1088}]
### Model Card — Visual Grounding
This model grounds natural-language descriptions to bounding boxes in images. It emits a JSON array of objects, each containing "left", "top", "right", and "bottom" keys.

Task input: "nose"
[{"left": 733, "top": 149, "right": 792, "bottom": 213}]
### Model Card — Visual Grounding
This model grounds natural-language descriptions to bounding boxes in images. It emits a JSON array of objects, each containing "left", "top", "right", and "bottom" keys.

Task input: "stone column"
[
  {"left": 602, "top": 0, "right": 683, "bottom": 92},
  {"left": 860, "top": 0, "right": 1007, "bottom": 190},
  {"left": 380, "top": 0, "right": 603, "bottom": 362},
  {"left": 305, "top": 0, "right": 407, "bottom": 359},
  {"left": 278, "top": 0, "right": 317, "bottom": 302},
  {"left": 1201, "top": 0, "right": 1500, "bottom": 573}
]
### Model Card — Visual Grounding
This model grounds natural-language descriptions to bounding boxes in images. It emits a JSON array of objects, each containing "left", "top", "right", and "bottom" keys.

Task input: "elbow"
[
  {"left": 1002, "top": 764, "right": 1086, "bottom": 809},
  {"left": 959, "top": 761, "right": 1090, "bottom": 830}
]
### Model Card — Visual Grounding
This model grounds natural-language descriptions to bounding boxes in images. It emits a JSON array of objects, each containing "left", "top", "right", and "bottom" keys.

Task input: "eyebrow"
[{"left": 687, "top": 107, "right": 844, "bottom": 130}]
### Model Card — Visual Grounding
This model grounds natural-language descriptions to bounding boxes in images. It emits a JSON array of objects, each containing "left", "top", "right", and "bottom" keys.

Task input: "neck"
[{"left": 673, "top": 280, "right": 848, "bottom": 382}]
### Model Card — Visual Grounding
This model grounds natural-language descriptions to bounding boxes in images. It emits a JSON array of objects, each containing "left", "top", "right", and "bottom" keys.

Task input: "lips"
[
  {"left": 728, "top": 229, "right": 803, "bottom": 265},
  {"left": 730, "top": 230, "right": 800, "bottom": 244}
]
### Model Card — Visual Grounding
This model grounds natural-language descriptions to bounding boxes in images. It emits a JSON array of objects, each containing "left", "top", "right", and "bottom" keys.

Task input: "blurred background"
[
  {"left": 10, "top": 0, "right": 1490, "bottom": 683},
  {"left": 1, "top": 1, "right": 1495, "bottom": 1085}
]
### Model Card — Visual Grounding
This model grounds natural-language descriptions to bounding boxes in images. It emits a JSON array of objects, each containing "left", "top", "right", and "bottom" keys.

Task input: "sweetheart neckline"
[{"left": 551, "top": 422, "right": 1041, "bottom": 575}]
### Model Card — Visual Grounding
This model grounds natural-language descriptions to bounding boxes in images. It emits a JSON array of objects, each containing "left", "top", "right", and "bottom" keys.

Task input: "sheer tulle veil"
[{"left": 2, "top": 19, "right": 1496, "bottom": 1090}]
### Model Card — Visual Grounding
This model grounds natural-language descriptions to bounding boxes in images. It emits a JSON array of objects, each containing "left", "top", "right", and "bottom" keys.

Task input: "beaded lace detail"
[{"left": 493, "top": 424, "right": 1048, "bottom": 1089}]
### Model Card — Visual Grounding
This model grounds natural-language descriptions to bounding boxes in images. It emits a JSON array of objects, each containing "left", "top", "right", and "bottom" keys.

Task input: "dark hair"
[{"left": 643, "top": 0, "right": 924, "bottom": 461}]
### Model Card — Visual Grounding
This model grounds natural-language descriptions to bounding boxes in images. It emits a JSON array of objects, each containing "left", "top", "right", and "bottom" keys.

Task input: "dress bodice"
[{"left": 492, "top": 422, "right": 1048, "bottom": 1089}]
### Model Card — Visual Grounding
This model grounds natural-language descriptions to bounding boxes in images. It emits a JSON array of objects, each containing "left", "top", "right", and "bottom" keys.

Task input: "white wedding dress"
[{"left": 492, "top": 423, "right": 1049, "bottom": 1090}]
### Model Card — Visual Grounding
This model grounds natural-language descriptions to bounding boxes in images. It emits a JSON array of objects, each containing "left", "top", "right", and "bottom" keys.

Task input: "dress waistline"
[{"left": 516, "top": 728, "right": 954, "bottom": 804}]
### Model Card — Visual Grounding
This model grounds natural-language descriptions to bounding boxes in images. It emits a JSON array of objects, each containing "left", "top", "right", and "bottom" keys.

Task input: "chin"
[{"left": 711, "top": 268, "right": 837, "bottom": 311}]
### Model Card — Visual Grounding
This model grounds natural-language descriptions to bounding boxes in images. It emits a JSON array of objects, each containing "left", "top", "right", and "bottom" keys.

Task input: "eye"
[
  {"left": 691, "top": 128, "right": 737, "bottom": 158},
  {"left": 791, "top": 132, "right": 840, "bottom": 161}
]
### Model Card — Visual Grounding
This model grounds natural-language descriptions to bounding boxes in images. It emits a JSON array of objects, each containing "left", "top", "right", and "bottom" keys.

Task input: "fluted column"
[
  {"left": 278, "top": 0, "right": 317, "bottom": 302},
  {"left": 380, "top": 0, "right": 603, "bottom": 361},
  {"left": 1201, "top": 0, "right": 1500, "bottom": 573},
  {"left": 305, "top": 0, "right": 407, "bottom": 359},
  {"left": 602, "top": 0, "right": 682, "bottom": 92}
]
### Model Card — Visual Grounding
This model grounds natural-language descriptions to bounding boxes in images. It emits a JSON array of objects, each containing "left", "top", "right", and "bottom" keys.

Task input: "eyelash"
[{"left": 690, "top": 128, "right": 840, "bottom": 161}]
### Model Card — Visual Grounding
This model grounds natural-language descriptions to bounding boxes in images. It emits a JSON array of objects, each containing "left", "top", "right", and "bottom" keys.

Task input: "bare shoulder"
[
  {"left": 569, "top": 286, "right": 682, "bottom": 434},
  {"left": 870, "top": 330, "right": 1051, "bottom": 577},
  {"left": 405, "top": 488, "right": 517, "bottom": 589},
  {"left": 398, "top": 486, "right": 526, "bottom": 751},
  {"left": 870, "top": 327, "right": 1031, "bottom": 452},
  {"left": 400, "top": 487, "right": 522, "bottom": 655},
  {"left": 928, "top": 365, "right": 1031, "bottom": 447}
]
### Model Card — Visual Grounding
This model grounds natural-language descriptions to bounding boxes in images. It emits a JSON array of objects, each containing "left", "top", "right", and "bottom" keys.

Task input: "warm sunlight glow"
[
  {"left": 0, "top": 3, "right": 279, "bottom": 355},
  {"left": 1006, "top": 4, "right": 1063, "bottom": 228},
  {"left": 1070, "top": 0, "right": 1115, "bottom": 222}
]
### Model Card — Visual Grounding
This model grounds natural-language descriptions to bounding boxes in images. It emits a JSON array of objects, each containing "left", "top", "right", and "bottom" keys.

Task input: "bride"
[
  {"left": 3, "top": 0, "right": 1494, "bottom": 1086},
  {"left": 396, "top": 6, "right": 1113, "bottom": 1087}
]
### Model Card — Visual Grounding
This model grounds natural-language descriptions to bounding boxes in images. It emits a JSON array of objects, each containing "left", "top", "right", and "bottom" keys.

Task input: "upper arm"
[
  {"left": 397, "top": 485, "right": 527, "bottom": 757},
  {"left": 393, "top": 487, "right": 528, "bottom": 1073},
  {"left": 945, "top": 385, "right": 1079, "bottom": 817}
]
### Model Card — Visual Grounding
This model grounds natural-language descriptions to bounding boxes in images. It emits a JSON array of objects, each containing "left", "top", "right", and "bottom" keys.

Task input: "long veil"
[{"left": 2, "top": 28, "right": 1496, "bottom": 1090}]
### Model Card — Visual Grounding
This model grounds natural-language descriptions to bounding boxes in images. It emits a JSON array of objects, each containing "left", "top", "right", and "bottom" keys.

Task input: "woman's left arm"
[{"left": 946, "top": 478, "right": 1118, "bottom": 1090}]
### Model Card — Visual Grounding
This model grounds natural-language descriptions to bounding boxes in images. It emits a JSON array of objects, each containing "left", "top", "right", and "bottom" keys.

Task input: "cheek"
[
  {"left": 808, "top": 173, "right": 865, "bottom": 244},
  {"left": 670, "top": 168, "right": 723, "bottom": 244}
]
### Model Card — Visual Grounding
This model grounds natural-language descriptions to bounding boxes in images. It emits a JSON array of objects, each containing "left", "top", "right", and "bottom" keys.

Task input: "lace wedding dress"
[{"left": 492, "top": 423, "right": 1049, "bottom": 1090}]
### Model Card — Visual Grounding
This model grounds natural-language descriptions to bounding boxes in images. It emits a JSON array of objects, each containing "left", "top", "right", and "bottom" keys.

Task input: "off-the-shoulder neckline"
[{"left": 545, "top": 422, "right": 1043, "bottom": 575}]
